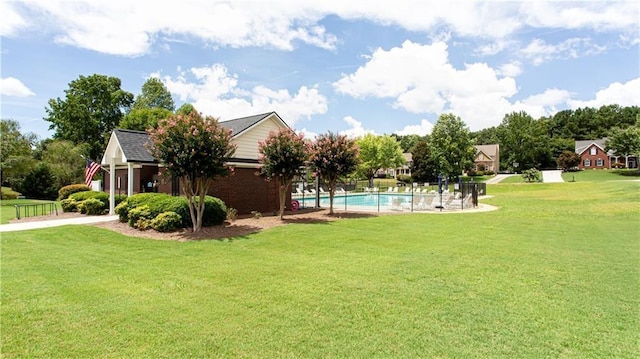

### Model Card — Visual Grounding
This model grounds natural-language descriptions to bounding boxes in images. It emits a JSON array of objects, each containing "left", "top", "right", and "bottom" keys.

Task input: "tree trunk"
[
  {"left": 278, "top": 181, "right": 289, "bottom": 220},
  {"left": 328, "top": 181, "right": 335, "bottom": 215}
]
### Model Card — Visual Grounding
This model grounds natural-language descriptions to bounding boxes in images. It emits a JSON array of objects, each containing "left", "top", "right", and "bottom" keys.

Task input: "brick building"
[{"left": 101, "top": 112, "right": 290, "bottom": 215}]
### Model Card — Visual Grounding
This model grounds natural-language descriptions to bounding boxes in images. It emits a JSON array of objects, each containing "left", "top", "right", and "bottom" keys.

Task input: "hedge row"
[
  {"left": 115, "top": 193, "right": 227, "bottom": 230},
  {"left": 61, "top": 191, "right": 126, "bottom": 215},
  {"left": 58, "top": 184, "right": 91, "bottom": 200}
]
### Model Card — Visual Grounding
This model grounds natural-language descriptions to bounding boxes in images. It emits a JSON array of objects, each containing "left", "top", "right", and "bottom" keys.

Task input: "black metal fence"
[
  {"left": 291, "top": 180, "right": 486, "bottom": 213},
  {"left": 14, "top": 202, "right": 58, "bottom": 219}
]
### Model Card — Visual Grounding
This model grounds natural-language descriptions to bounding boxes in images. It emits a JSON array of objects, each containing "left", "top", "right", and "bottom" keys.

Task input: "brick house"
[
  {"left": 575, "top": 138, "right": 638, "bottom": 170},
  {"left": 100, "top": 112, "right": 290, "bottom": 215}
]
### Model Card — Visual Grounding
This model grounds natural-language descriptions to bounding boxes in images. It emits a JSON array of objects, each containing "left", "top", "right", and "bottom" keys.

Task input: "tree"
[
  {"left": 0, "top": 119, "right": 37, "bottom": 187},
  {"left": 258, "top": 129, "right": 308, "bottom": 219},
  {"left": 148, "top": 112, "right": 236, "bottom": 232},
  {"left": 411, "top": 139, "right": 437, "bottom": 182},
  {"left": 41, "top": 140, "right": 86, "bottom": 188},
  {"left": 44, "top": 74, "right": 134, "bottom": 160},
  {"left": 497, "top": 111, "right": 550, "bottom": 172},
  {"left": 428, "top": 114, "right": 476, "bottom": 179},
  {"left": 472, "top": 126, "right": 499, "bottom": 145},
  {"left": 14, "top": 162, "right": 58, "bottom": 199},
  {"left": 356, "top": 134, "right": 405, "bottom": 186},
  {"left": 120, "top": 108, "right": 172, "bottom": 131},
  {"left": 176, "top": 103, "right": 196, "bottom": 115},
  {"left": 309, "top": 132, "right": 359, "bottom": 215},
  {"left": 556, "top": 151, "right": 581, "bottom": 171},
  {"left": 606, "top": 125, "right": 640, "bottom": 170},
  {"left": 132, "top": 78, "right": 175, "bottom": 111},
  {"left": 521, "top": 168, "right": 541, "bottom": 183},
  {"left": 393, "top": 134, "right": 423, "bottom": 152}
]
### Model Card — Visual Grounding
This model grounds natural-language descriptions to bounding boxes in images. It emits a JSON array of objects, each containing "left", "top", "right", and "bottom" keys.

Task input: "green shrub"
[
  {"left": 128, "top": 205, "right": 154, "bottom": 229},
  {"left": 116, "top": 193, "right": 227, "bottom": 229},
  {"left": 60, "top": 198, "right": 78, "bottom": 212},
  {"left": 1, "top": 187, "right": 20, "bottom": 200},
  {"left": 484, "top": 170, "right": 495, "bottom": 176},
  {"left": 151, "top": 211, "right": 182, "bottom": 232},
  {"left": 396, "top": 174, "right": 411, "bottom": 183},
  {"left": 58, "top": 184, "right": 91, "bottom": 200},
  {"left": 77, "top": 197, "right": 106, "bottom": 215},
  {"left": 521, "top": 168, "right": 542, "bottom": 183},
  {"left": 70, "top": 191, "right": 109, "bottom": 206}
]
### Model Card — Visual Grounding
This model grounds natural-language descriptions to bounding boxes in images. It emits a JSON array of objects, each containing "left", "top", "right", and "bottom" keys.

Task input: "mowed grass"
[
  {"left": 1, "top": 181, "right": 639, "bottom": 357},
  {"left": 561, "top": 169, "right": 640, "bottom": 182},
  {"left": 0, "top": 199, "right": 58, "bottom": 224}
]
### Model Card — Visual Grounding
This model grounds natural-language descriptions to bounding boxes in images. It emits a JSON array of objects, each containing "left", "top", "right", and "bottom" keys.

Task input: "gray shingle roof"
[
  {"left": 114, "top": 129, "right": 156, "bottom": 163},
  {"left": 113, "top": 112, "right": 280, "bottom": 163},
  {"left": 575, "top": 138, "right": 611, "bottom": 155},
  {"left": 220, "top": 112, "right": 273, "bottom": 136}
]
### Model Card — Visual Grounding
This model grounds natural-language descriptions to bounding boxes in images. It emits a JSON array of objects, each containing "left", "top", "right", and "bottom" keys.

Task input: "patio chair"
[
  {"left": 393, "top": 187, "right": 399, "bottom": 192},
  {"left": 387, "top": 187, "right": 394, "bottom": 192},
  {"left": 387, "top": 197, "right": 404, "bottom": 211},
  {"left": 319, "top": 187, "right": 326, "bottom": 193}
]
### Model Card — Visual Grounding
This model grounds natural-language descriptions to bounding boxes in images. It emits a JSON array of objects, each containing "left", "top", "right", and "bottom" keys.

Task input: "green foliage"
[
  {"left": 128, "top": 205, "right": 154, "bottom": 228},
  {"left": 258, "top": 129, "right": 308, "bottom": 219},
  {"left": 356, "top": 134, "right": 405, "bottom": 186},
  {"left": 117, "top": 193, "right": 227, "bottom": 229},
  {"left": 77, "top": 197, "right": 105, "bottom": 215},
  {"left": 1, "top": 186, "right": 21, "bottom": 200},
  {"left": 44, "top": 74, "right": 134, "bottom": 160},
  {"left": 392, "top": 134, "right": 424, "bottom": 152},
  {"left": 13, "top": 163, "right": 57, "bottom": 200},
  {"left": 60, "top": 198, "right": 78, "bottom": 212},
  {"left": 58, "top": 184, "right": 91, "bottom": 200},
  {"left": 605, "top": 125, "right": 640, "bottom": 157},
  {"left": 70, "top": 191, "right": 109, "bottom": 206},
  {"left": 521, "top": 168, "right": 542, "bottom": 183},
  {"left": 556, "top": 151, "right": 581, "bottom": 171},
  {"left": 429, "top": 113, "right": 475, "bottom": 177},
  {"left": 0, "top": 119, "right": 38, "bottom": 187},
  {"left": 148, "top": 112, "right": 236, "bottom": 231},
  {"left": 175, "top": 103, "right": 196, "bottom": 115},
  {"left": 120, "top": 108, "right": 172, "bottom": 131},
  {"left": 497, "top": 111, "right": 550, "bottom": 171},
  {"left": 396, "top": 174, "right": 411, "bottom": 183},
  {"left": 150, "top": 211, "right": 182, "bottom": 232},
  {"left": 41, "top": 140, "right": 86, "bottom": 188},
  {"left": 411, "top": 140, "right": 437, "bottom": 182},
  {"left": 132, "top": 78, "right": 175, "bottom": 111},
  {"left": 309, "top": 132, "right": 359, "bottom": 214}
]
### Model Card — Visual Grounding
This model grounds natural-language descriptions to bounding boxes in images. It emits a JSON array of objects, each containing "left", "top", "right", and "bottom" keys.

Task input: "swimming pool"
[{"left": 298, "top": 193, "right": 417, "bottom": 211}]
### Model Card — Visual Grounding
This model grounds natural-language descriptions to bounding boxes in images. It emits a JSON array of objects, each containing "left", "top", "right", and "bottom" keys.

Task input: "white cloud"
[
  {"left": 498, "top": 61, "right": 523, "bottom": 77},
  {"left": 0, "top": 77, "right": 35, "bottom": 97},
  {"left": 340, "top": 116, "right": 375, "bottom": 138},
  {"left": 568, "top": 78, "right": 640, "bottom": 108},
  {"left": 5, "top": 1, "right": 637, "bottom": 56},
  {"left": 333, "top": 40, "right": 517, "bottom": 131},
  {"left": 510, "top": 88, "right": 572, "bottom": 118},
  {"left": 297, "top": 128, "right": 318, "bottom": 140},
  {"left": 157, "top": 63, "right": 328, "bottom": 126},
  {"left": 395, "top": 119, "right": 434, "bottom": 136},
  {"left": 521, "top": 38, "right": 607, "bottom": 66}
]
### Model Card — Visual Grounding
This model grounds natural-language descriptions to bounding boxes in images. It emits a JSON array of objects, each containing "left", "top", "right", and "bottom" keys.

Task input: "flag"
[{"left": 85, "top": 159, "right": 101, "bottom": 186}]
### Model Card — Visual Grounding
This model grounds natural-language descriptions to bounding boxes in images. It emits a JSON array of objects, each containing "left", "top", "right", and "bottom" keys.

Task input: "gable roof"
[
  {"left": 474, "top": 144, "right": 499, "bottom": 159},
  {"left": 113, "top": 129, "right": 156, "bottom": 163},
  {"left": 575, "top": 138, "right": 610, "bottom": 155},
  {"left": 103, "top": 111, "right": 288, "bottom": 165}
]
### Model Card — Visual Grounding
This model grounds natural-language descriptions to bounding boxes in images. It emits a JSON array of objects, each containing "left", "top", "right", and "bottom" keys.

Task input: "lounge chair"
[
  {"left": 294, "top": 188, "right": 304, "bottom": 196},
  {"left": 404, "top": 187, "right": 411, "bottom": 193},
  {"left": 387, "top": 187, "right": 394, "bottom": 192},
  {"left": 319, "top": 187, "right": 326, "bottom": 193},
  {"left": 336, "top": 187, "right": 346, "bottom": 194},
  {"left": 393, "top": 187, "right": 399, "bottom": 192},
  {"left": 388, "top": 197, "right": 404, "bottom": 211}
]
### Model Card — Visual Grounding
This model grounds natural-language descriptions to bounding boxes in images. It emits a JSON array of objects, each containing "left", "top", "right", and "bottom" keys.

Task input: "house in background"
[
  {"left": 575, "top": 138, "right": 638, "bottom": 170},
  {"left": 473, "top": 144, "right": 500, "bottom": 173},
  {"left": 395, "top": 153, "right": 413, "bottom": 178},
  {"left": 101, "top": 112, "right": 290, "bottom": 215}
]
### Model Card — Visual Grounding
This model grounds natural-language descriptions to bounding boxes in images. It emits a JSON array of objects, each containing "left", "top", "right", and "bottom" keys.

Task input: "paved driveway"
[
  {"left": 0, "top": 215, "right": 119, "bottom": 232},
  {"left": 541, "top": 170, "right": 564, "bottom": 183}
]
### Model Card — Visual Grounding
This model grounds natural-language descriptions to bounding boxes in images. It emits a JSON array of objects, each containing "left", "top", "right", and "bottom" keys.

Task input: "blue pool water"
[{"left": 298, "top": 193, "right": 414, "bottom": 209}]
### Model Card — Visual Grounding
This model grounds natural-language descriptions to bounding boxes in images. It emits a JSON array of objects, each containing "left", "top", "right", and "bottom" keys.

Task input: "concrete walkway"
[
  {"left": 485, "top": 174, "right": 516, "bottom": 184},
  {"left": 0, "top": 215, "right": 119, "bottom": 233},
  {"left": 541, "top": 170, "right": 564, "bottom": 183}
]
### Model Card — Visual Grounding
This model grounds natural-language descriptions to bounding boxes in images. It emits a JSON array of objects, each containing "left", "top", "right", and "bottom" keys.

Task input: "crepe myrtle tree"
[
  {"left": 148, "top": 112, "right": 236, "bottom": 232},
  {"left": 258, "top": 129, "right": 309, "bottom": 220},
  {"left": 309, "top": 132, "right": 359, "bottom": 215}
]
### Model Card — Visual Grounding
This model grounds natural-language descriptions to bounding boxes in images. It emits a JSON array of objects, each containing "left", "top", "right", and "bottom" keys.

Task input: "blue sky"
[{"left": 1, "top": 0, "right": 638, "bottom": 140}]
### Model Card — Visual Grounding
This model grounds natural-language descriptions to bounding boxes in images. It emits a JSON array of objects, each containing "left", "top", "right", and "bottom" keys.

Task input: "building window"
[
  {"left": 596, "top": 159, "right": 603, "bottom": 167},
  {"left": 590, "top": 147, "right": 597, "bottom": 155},
  {"left": 584, "top": 159, "right": 591, "bottom": 167}
]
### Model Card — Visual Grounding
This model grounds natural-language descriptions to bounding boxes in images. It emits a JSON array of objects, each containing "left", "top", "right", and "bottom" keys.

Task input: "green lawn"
[
  {"left": 0, "top": 199, "right": 59, "bottom": 224},
  {"left": 561, "top": 169, "right": 640, "bottom": 182},
  {"left": 2, "top": 181, "right": 639, "bottom": 357}
]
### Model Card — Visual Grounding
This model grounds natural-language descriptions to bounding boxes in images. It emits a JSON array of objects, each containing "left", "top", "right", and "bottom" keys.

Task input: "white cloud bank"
[
  {"left": 3, "top": 1, "right": 637, "bottom": 56},
  {"left": 156, "top": 64, "right": 328, "bottom": 126},
  {"left": 0, "top": 77, "right": 35, "bottom": 97},
  {"left": 569, "top": 78, "right": 640, "bottom": 109}
]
